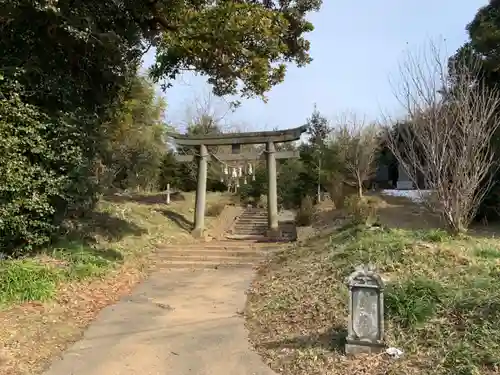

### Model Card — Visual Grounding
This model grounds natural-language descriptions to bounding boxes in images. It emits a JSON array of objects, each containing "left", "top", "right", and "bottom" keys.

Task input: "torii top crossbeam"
[{"left": 169, "top": 125, "right": 308, "bottom": 146}]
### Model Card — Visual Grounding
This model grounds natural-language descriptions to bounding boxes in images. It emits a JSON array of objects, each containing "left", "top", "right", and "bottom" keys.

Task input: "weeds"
[
  {"left": 416, "top": 228, "right": 451, "bottom": 242},
  {"left": 385, "top": 278, "right": 443, "bottom": 328},
  {"left": 473, "top": 244, "right": 500, "bottom": 259}
]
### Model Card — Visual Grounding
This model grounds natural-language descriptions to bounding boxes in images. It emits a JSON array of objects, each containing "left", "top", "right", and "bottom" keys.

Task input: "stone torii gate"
[{"left": 170, "top": 125, "right": 307, "bottom": 238}]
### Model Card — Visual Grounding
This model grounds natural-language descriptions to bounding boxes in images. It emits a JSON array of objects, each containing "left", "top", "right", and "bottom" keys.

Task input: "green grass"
[
  {"left": 0, "top": 225, "right": 127, "bottom": 305},
  {"left": 0, "top": 242, "right": 116, "bottom": 306},
  {"left": 246, "top": 224, "right": 500, "bottom": 375},
  {"left": 0, "top": 260, "right": 62, "bottom": 303}
]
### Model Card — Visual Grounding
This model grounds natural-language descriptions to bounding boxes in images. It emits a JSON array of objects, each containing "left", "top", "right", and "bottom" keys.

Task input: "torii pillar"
[
  {"left": 170, "top": 125, "right": 308, "bottom": 239},
  {"left": 266, "top": 141, "right": 279, "bottom": 237},
  {"left": 192, "top": 144, "right": 208, "bottom": 238}
]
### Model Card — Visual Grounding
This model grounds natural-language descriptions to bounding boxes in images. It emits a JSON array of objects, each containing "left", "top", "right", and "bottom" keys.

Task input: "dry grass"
[
  {"left": 0, "top": 191, "right": 230, "bottom": 375},
  {"left": 246, "top": 194, "right": 500, "bottom": 375}
]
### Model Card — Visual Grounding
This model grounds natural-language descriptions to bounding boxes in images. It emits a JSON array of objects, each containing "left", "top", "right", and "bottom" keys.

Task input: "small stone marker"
[
  {"left": 345, "top": 264, "right": 385, "bottom": 355},
  {"left": 166, "top": 183, "right": 171, "bottom": 205}
]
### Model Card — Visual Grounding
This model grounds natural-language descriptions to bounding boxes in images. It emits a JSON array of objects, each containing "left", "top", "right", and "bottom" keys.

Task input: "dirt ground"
[
  {"left": 0, "top": 192, "right": 235, "bottom": 375},
  {"left": 0, "top": 265, "right": 145, "bottom": 375}
]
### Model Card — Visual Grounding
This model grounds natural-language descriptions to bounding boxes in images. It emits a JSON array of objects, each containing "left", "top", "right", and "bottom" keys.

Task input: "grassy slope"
[
  {"left": 0, "top": 191, "right": 230, "bottom": 375},
  {"left": 246, "top": 196, "right": 500, "bottom": 375}
]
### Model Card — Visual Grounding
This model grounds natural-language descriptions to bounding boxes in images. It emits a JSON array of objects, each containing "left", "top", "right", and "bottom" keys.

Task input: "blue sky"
[{"left": 142, "top": 0, "right": 488, "bottom": 132}]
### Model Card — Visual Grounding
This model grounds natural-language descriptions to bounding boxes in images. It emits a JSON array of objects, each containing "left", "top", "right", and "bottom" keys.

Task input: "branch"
[
  {"left": 385, "top": 38, "right": 500, "bottom": 232},
  {"left": 146, "top": 0, "right": 179, "bottom": 32}
]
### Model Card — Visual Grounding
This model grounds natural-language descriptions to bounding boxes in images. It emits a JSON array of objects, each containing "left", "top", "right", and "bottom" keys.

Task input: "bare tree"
[
  {"left": 181, "top": 89, "right": 235, "bottom": 133},
  {"left": 384, "top": 39, "right": 500, "bottom": 234},
  {"left": 172, "top": 90, "right": 234, "bottom": 182},
  {"left": 172, "top": 90, "right": 260, "bottom": 191},
  {"left": 331, "top": 112, "right": 381, "bottom": 198}
]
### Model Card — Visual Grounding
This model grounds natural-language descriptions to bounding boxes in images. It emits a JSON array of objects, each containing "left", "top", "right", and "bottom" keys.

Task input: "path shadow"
[
  {"left": 465, "top": 221, "right": 500, "bottom": 239},
  {"left": 156, "top": 209, "right": 193, "bottom": 232},
  {"left": 260, "top": 325, "right": 347, "bottom": 354},
  {"left": 3, "top": 207, "right": 147, "bottom": 258},
  {"left": 88, "top": 247, "right": 124, "bottom": 261},
  {"left": 310, "top": 194, "right": 441, "bottom": 231},
  {"left": 375, "top": 194, "right": 442, "bottom": 230},
  {"left": 312, "top": 209, "right": 344, "bottom": 230},
  {"left": 376, "top": 194, "right": 500, "bottom": 238},
  {"left": 104, "top": 192, "right": 186, "bottom": 205},
  {"left": 62, "top": 211, "right": 146, "bottom": 245}
]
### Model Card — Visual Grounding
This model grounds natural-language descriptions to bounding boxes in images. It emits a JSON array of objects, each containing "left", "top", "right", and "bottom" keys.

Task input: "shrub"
[
  {"left": 238, "top": 186, "right": 255, "bottom": 206},
  {"left": 327, "top": 179, "right": 345, "bottom": 209},
  {"left": 238, "top": 172, "right": 266, "bottom": 207},
  {"left": 326, "top": 179, "right": 359, "bottom": 209},
  {"left": 0, "top": 80, "right": 99, "bottom": 255},
  {"left": 344, "top": 195, "right": 379, "bottom": 225},
  {"left": 295, "top": 196, "right": 315, "bottom": 226}
]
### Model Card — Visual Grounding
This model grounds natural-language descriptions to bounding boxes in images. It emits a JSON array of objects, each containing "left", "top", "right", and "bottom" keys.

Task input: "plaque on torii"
[{"left": 169, "top": 125, "right": 307, "bottom": 239}]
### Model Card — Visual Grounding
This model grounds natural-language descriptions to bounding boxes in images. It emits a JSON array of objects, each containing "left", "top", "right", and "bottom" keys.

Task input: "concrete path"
[{"left": 43, "top": 268, "right": 276, "bottom": 375}]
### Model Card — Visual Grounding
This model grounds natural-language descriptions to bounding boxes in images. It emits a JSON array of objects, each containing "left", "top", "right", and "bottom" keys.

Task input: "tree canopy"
[
  {"left": 450, "top": 1, "right": 500, "bottom": 88},
  {"left": 151, "top": 0, "right": 322, "bottom": 98},
  {"left": 2, "top": 0, "right": 321, "bottom": 106},
  {"left": 449, "top": 0, "right": 500, "bottom": 221},
  {"left": 0, "top": 0, "right": 322, "bottom": 253}
]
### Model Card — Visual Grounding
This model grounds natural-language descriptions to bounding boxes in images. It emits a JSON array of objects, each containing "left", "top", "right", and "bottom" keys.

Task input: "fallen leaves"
[{"left": 0, "top": 265, "right": 145, "bottom": 375}]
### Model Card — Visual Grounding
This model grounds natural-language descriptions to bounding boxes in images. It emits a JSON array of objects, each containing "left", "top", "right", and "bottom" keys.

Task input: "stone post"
[
  {"left": 166, "top": 183, "right": 171, "bottom": 205},
  {"left": 266, "top": 141, "right": 279, "bottom": 237},
  {"left": 396, "top": 163, "right": 414, "bottom": 190},
  {"left": 345, "top": 264, "right": 385, "bottom": 355},
  {"left": 192, "top": 144, "right": 208, "bottom": 238}
]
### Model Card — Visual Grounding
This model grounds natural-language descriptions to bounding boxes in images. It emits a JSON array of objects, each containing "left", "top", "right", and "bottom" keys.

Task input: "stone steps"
[
  {"left": 224, "top": 234, "right": 291, "bottom": 242},
  {"left": 153, "top": 240, "right": 278, "bottom": 269},
  {"left": 233, "top": 222, "right": 268, "bottom": 227},
  {"left": 229, "top": 208, "right": 268, "bottom": 237},
  {"left": 158, "top": 248, "right": 260, "bottom": 257},
  {"left": 154, "top": 260, "right": 257, "bottom": 269},
  {"left": 232, "top": 225, "right": 267, "bottom": 230},
  {"left": 232, "top": 230, "right": 266, "bottom": 235},
  {"left": 235, "top": 219, "right": 267, "bottom": 223},
  {"left": 234, "top": 220, "right": 267, "bottom": 224},
  {"left": 227, "top": 208, "right": 297, "bottom": 242},
  {"left": 157, "top": 241, "right": 278, "bottom": 249}
]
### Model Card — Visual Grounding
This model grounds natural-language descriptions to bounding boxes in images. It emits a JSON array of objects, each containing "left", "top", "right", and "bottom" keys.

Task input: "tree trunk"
[
  {"left": 357, "top": 174, "right": 363, "bottom": 198},
  {"left": 317, "top": 158, "right": 321, "bottom": 203}
]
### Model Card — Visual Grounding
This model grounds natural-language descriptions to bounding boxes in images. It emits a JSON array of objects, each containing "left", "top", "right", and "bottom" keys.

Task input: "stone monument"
[
  {"left": 396, "top": 164, "right": 414, "bottom": 190},
  {"left": 345, "top": 264, "right": 385, "bottom": 355}
]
